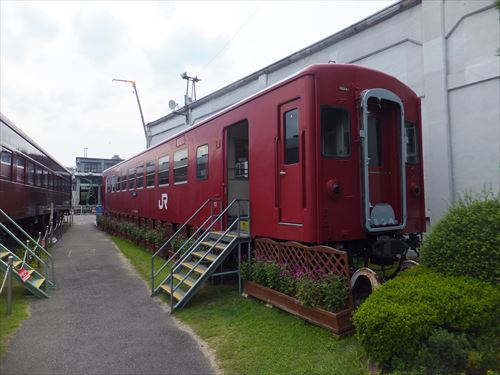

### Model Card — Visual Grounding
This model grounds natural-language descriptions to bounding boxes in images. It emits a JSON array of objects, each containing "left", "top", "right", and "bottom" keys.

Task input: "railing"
[
  {"left": 73, "top": 205, "right": 97, "bottom": 215},
  {"left": 0, "top": 208, "right": 56, "bottom": 288},
  {"left": 167, "top": 199, "right": 250, "bottom": 309},
  {"left": 0, "top": 255, "right": 13, "bottom": 315},
  {"left": 151, "top": 197, "right": 222, "bottom": 294}
]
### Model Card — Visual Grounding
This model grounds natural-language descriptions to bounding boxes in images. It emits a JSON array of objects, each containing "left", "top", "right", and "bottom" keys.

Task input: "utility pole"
[{"left": 112, "top": 79, "right": 150, "bottom": 148}]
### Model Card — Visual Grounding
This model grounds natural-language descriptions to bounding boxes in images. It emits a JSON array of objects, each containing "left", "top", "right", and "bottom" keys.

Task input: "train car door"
[
  {"left": 278, "top": 99, "right": 303, "bottom": 225},
  {"left": 224, "top": 120, "right": 249, "bottom": 230},
  {"left": 360, "top": 89, "right": 407, "bottom": 233}
]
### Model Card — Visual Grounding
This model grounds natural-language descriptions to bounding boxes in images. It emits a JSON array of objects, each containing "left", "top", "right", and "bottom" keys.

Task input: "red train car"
[
  {"left": 103, "top": 64, "right": 425, "bottom": 266},
  {"left": 0, "top": 113, "right": 72, "bottom": 227}
]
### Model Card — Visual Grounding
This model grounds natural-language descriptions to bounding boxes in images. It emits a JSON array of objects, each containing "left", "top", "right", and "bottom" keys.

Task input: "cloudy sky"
[{"left": 1, "top": 0, "right": 395, "bottom": 167}]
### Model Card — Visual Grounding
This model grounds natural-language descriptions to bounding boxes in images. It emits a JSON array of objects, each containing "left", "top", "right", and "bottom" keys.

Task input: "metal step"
[
  {"left": 191, "top": 251, "right": 217, "bottom": 263},
  {"left": 172, "top": 273, "right": 197, "bottom": 287},
  {"left": 181, "top": 262, "right": 208, "bottom": 274},
  {"left": 200, "top": 241, "right": 227, "bottom": 252},
  {"left": 30, "top": 278, "right": 45, "bottom": 289},
  {"left": 160, "top": 284, "right": 186, "bottom": 300}
]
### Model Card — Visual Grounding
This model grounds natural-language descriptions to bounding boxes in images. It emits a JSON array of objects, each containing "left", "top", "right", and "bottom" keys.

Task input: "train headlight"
[{"left": 326, "top": 179, "right": 341, "bottom": 199}]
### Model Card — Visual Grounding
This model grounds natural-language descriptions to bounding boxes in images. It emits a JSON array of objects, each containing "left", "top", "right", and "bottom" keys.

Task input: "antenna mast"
[
  {"left": 180, "top": 72, "right": 201, "bottom": 106},
  {"left": 112, "top": 78, "right": 150, "bottom": 148}
]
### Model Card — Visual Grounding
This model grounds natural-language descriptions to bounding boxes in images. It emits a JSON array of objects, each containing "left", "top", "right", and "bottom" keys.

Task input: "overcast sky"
[{"left": 1, "top": 0, "right": 395, "bottom": 167}]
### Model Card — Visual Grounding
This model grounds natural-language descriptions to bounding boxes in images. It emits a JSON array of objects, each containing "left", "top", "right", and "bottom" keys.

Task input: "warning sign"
[{"left": 18, "top": 268, "right": 31, "bottom": 283}]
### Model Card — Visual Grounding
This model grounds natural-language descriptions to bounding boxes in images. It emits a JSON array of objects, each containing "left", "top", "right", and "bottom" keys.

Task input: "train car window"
[
  {"left": 0, "top": 148, "right": 12, "bottom": 180},
  {"left": 284, "top": 109, "right": 299, "bottom": 164},
  {"left": 111, "top": 175, "right": 116, "bottom": 192},
  {"left": 15, "top": 156, "right": 25, "bottom": 183},
  {"left": 106, "top": 177, "right": 111, "bottom": 193},
  {"left": 136, "top": 165, "right": 144, "bottom": 189},
  {"left": 27, "top": 162, "right": 35, "bottom": 185},
  {"left": 48, "top": 173, "right": 53, "bottom": 190},
  {"left": 158, "top": 155, "right": 170, "bottom": 186},
  {"left": 116, "top": 174, "right": 121, "bottom": 191},
  {"left": 196, "top": 145, "right": 209, "bottom": 180},
  {"left": 146, "top": 161, "right": 155, "bottom": 187},
  {"left": 42, "top": 169, "right": 48, "bottom": 188},
  {"left": 174, "top": 148, "right": 188, "bottom": 184},
  {"left": 121, "top": 172, "right": 127, "bottom": 190},
  {"left": 368, "top": 114, "right": 382, "bottom": 166},
  {"left": 35, "top": 167, "right": 42, "bottom": 186},
  {"left": 128, "top": 168, "right": 135, "bottom": 190},
  {"left": 405, "top": 122, "right": 419, "bottom": 164},
  {"left": 321, "top": 107, "right": 351, "bottom": 158}
]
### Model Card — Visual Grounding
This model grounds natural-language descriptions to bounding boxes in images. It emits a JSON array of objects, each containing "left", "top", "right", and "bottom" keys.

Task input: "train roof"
[
  {"left": 1, "top": 112, "right": 72, "bottom": 175},
  {"left": 104, "top": 63, "right": 414, "bottom": 173}
]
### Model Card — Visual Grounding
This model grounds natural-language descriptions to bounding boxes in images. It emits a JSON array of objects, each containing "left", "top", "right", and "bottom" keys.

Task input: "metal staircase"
[
  {"left": 0, "top": 208, "right": 56, "bottom": 298},
  {"left": 152, "top": 199, "right": 250, "bottom": 312},
  {"left": 0, "top": 244, "right": 49, "bottom": 298}
]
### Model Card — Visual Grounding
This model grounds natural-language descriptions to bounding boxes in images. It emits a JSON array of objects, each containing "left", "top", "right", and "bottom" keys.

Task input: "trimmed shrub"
[
  {"left": 420, "top": 191, "right": 500, "bottom": 284},
  {"left": 353, "top": 266, "right": 500, "bottom": 372}
]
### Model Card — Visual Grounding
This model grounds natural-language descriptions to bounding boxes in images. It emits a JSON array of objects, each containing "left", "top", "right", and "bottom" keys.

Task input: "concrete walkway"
[{"left": 0, "top": 215, "right": 216, "bottom": 375}]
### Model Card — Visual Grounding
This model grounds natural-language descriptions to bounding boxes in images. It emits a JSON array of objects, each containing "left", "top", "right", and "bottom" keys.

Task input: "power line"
[{"left": 205, "top": 2, "right": 264, "bottom": 69}]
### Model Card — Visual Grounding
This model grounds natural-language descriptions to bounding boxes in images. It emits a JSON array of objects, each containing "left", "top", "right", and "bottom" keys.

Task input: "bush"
[
  {"left": 420, "top": 191, "right": 500, "bottom": 284},
  {"left": 420, "top": 329, "right": 470, "bottom": 374},
  {"left": 317, "top": 273, "right": 349, "bottom": 313},
  {"left": 353, "top": 266, "right": 500, "bottom": 372}
]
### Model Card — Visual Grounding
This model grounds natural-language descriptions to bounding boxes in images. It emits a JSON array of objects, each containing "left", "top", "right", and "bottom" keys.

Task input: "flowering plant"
[{"left": 242, "top": 259, "right": 349, "bottom": 313}]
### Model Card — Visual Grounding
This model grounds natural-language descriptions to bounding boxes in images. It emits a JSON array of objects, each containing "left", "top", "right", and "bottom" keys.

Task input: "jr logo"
[{"left": 158, "top": 193, "right": 168, "bottom": 210}]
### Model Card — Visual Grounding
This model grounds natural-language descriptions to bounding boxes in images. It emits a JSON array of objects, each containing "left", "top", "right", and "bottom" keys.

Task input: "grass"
[
  {"left": 112, "top": 236, "right": 368, "bottom": 375},
  {"left": 0, "top": 281, "right": 33, "bottom": 356}
]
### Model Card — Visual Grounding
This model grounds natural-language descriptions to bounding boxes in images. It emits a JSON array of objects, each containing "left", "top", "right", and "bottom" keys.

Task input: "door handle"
[{"left": 279, "top": 171, "right": 286, "bottom": 176}]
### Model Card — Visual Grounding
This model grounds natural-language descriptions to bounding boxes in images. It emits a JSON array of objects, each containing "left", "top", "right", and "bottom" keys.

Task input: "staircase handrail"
[
  {"left": 0, "top": 243, "right": 47, "bottom": 281},
  {"left": 168, "top": 198, "right": 249, "bottom": 307},
  {"left": 151, "top": 197, "right": 221, "bottom": 293},
  {"left": 152, "top": 212, "right": 216, "bottom": 292},
  {"left": 0, "top": 209, "right": 55, "bottom": 287},
  {"left": 0, "top": 209, "right": 54, "bottom": 262}
]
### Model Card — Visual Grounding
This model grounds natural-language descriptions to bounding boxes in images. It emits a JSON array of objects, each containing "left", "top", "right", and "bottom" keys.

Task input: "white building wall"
[{"left": 148, "top": 0, "right": 499, "bottom": 226}]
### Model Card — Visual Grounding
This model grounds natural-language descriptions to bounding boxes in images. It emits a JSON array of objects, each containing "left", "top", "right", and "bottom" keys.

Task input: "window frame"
[
  {"left": 146, "top": 161, "right": 156, "bottom": 188},
  {"left": 136, "top": 164, "right": 144, "bottom": 189},
  {"left": 15, "top": 155, "right": 25, "bottom": 183},
  {"left": 26, "top": 162, "right": 35, "bottom": 185},
  {"left": 320, "top": 106, "right": 352, "bottom": 159},
  {"left": 0, "top": 148, "right": 13, "bottom": 180},
  {"left": 120, "top": 171, "right": 127, "bottom": 191},
  {"left": 196, "top": 144, "right": 209, "bottom": 180},
  {"left": 173, "top": 148, "right": 188, "bottom": 185},
  {"left": 158, "top": 155, "right": 170, "bottom": 186},
  {"left": 128, "top": 168, "right": 136, "bottom": 190},
  {"left": 405, "top": 121, "right": 419, "bottom": 164},
  {"left": 283, "top": 108, "right": 299, "bottom": 165}
]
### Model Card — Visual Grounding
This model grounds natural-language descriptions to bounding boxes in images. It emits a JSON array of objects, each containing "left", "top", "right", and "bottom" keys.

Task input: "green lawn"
[
  {"left": 0, "top": 282, "right": 32, "bottom": 356},
  {"left": 112, "top": 237, "right": 368, "bottom": 375}
]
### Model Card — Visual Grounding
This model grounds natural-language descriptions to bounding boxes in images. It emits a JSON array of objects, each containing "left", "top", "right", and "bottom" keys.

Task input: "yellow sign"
[{"left": 240, "top": 220, "right": 249, "bottom": 232}]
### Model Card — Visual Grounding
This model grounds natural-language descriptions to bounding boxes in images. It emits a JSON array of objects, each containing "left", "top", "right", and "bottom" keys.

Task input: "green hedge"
[
  {"left": 420, "top": 192, "right": 500, "bottom": 284},
  {"left": 353, "top": 267, "right": 500, "bottom": 372}
]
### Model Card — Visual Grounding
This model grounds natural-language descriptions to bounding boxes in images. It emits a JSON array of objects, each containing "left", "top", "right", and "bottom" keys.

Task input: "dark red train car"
[
  {"left": 0, "top": 113, "right": 72, "bottom": 226},
  {"left": 103, "top": 64, "right": 425, "bottom": 265}
]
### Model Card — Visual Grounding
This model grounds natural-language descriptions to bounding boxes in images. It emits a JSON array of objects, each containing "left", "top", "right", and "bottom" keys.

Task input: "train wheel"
[
  {"left": 350, "top": 268, "right": 381, "bottom": 306},
  {"left": 397, "top": 260, "right": 419, "bottom": 275}
]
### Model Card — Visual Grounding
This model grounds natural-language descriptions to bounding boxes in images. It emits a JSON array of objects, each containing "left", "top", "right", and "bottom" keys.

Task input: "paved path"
[{"left": 0, "top": 215, "right": 215, "bottom": 375}]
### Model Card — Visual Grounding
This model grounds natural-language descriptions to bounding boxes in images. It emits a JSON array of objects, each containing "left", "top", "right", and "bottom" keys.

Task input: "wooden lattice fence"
[{"left": 254, "top": 238, "right": 351, "bottom": 281}]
